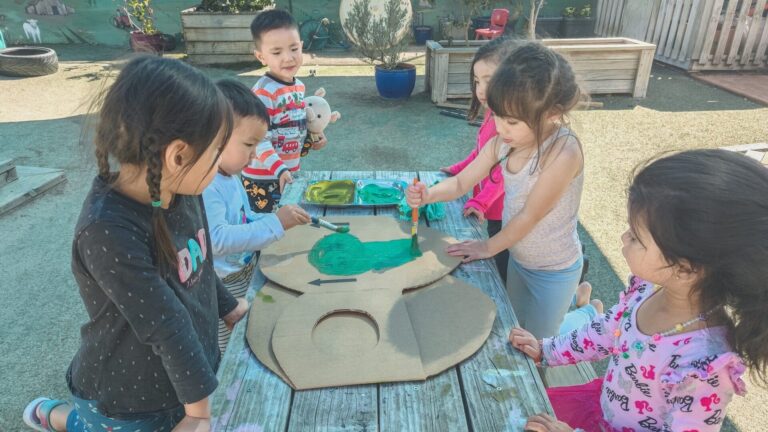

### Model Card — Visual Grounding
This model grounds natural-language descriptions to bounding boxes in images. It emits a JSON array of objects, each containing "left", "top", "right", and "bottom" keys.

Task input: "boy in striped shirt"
[{"left": 243, "top": 9, "right": 328, "bottom": 213}]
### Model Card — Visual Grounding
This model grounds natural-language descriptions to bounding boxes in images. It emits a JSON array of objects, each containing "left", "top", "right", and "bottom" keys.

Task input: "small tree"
[
  {"left": 127, "top": 0, "right": 156, "bottom": 34},
  {"left": 344, "top": 0, "right": 411, "bottom": 70},
  {"left": 527, "top": 0, "right": 546, "bottom": 39}
]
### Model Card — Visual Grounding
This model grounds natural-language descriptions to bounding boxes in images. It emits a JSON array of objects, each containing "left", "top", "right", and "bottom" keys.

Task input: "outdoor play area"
[{"left": 1, "top": 0, "right": 768, "bottom": 431}]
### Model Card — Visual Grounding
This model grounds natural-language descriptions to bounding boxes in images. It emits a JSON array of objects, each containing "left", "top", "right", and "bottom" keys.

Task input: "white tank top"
[{"left": 499, "top": 127, "right": 583, "bottom": 270}]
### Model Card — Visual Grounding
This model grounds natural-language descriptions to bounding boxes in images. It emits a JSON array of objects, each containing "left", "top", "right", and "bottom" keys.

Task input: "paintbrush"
[
  {"left": 410, "top": 178, "right": 420, "bottom": 255},
  {"left": 311, "top": 216, "right": 350, "bottom": 233}
]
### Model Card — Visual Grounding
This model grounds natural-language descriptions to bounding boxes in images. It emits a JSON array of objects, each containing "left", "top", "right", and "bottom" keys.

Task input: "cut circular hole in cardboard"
[{"left": 312, "top": 310, "right": 380, "bottom": 354}]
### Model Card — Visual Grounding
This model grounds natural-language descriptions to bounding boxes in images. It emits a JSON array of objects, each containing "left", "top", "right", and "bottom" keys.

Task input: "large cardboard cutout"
[{"left": 259, "top": 216, "right": 462, "bottom": 293}]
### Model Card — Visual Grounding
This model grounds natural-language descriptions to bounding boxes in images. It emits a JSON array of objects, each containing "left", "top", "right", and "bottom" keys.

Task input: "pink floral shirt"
[{"left": 543, "top": 276, "right": 747, "bottom": 431}]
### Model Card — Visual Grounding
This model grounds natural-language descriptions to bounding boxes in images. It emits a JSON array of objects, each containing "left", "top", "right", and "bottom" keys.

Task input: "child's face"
[
  {"left": 473, "top": 59, "right": 497, "bottom": 107},
  {"left": 492, "top": 114, "right": 537, "bottom": 148},
  {"left": 254, "top": 27, "right": 303, "bottom": 83},
  {"left": 172, "top": 127, "right": 226, "bottom": 195},
  {"left": 219, "top": 115, "right": 269, "bottom": 176},
  {"left": 621, "top": 218, "right": 674, "bottom": 286}
]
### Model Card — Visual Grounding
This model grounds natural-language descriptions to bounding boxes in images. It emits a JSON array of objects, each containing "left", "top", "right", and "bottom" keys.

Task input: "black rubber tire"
[{"left": 0, "top": 47, "right": 59, "bottom": 77}]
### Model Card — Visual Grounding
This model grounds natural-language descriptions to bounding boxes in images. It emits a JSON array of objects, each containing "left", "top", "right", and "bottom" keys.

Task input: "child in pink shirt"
[
  {"left": 441, "top": 36, "right": 519, "bottom": 282},
  {"left": 511, "top": 149, "right": 768, "bottom": 431}
]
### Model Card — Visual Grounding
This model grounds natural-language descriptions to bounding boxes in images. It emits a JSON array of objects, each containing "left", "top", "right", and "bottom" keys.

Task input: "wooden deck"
[{"left": 209, "top": 170, "right": 555, "bottom": 431}]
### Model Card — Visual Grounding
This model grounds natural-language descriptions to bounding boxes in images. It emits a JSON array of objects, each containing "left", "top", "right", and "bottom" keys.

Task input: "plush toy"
[{"left": 302, "top": 87, "right": 341, "bottom": 157}]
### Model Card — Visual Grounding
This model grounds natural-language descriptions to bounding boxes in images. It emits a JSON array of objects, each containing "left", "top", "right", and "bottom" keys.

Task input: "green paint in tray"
[
  {"left": 304, "top": 180, "right": 355, "bottom": 205},
  {"left": 357, "top": 183, "right": 402, "bottom": 205},
  {"left": 308, "top": 233, "right": 422, "bottom": 276}
]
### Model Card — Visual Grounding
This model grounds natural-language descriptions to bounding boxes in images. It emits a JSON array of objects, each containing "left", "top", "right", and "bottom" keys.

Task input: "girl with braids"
[
  {"left": 23, "top": 56, "right": 248, "bottom": 432},
  {"left": 511, "top": 149, "right": 766, "bottom": 431},
  {"left": 407, "top": 41, "right": 587, "bottom": 339},
  {"left": 439, "top": 36, "right": 519, "bottom": 283}
]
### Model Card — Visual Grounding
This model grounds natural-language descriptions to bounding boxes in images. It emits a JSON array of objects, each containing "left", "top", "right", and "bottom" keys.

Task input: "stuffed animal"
[{"left": 302, "top": 87, "right": 340, "bottom": 157}]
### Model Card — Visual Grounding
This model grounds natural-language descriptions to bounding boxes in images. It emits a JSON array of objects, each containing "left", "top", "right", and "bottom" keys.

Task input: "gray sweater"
[{"left": 67, "top": 176, "right": 238, "bottom": 419}]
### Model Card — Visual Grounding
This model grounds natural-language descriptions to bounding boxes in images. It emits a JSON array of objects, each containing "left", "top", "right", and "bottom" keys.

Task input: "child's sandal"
[{"left": 23, "top": 397, "right": 68, "bottom": 432}]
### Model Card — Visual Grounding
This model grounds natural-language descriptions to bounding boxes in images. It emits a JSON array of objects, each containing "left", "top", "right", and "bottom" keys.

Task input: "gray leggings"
[{"left": 505, "top": 255, "right": 583, "bottom": 339}]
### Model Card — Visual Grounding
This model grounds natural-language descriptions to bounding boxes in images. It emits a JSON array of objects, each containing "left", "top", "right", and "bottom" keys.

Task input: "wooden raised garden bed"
[
  {"left": 181, "top": 8, "right": 262, "bottom": 65},
  {"left": 426, "top": 37, "right": 656, "bottom": 103}
]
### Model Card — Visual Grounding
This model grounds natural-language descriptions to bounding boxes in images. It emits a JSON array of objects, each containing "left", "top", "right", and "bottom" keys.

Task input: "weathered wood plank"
[
  {"left": 186, "top": 41, "right": 254, "bottom": 55},
  {"left": 726, "top": 0, "right": 752, "bottom": 65},
  {"left": 753, "top": 14, "right": 768, "bottom": 66},
  {"left": 186, "top": 54, "right": 256, "bottom": 65},
  {"left": 713, "top": 0, "right": 738, "bottom": 65},
  {"left": 0, "top": 166, "right": 66, "bottom": 216},
  {"left": 432, "top": 52, "right": 449, "bottom": 104},
  {"left": 675, "top": 0, "right": 700, "bottom": 62},
  {"left": 375, "top": 170, "right": 470, "bottom": 432},
  {"left": 740, "top": 0, "right": 768, "bottom": 65},
  {"left": 657, "top": 0, "right": 677, "bottom": 55},
  {"left": 210, "top": 269, "right": 293, "bottom": 432},
  {"left": 698, "top": 0, "right": 725, "bottom": 64},
  {"left": 577, "top": 68, "right": 638, "bottom": 81},
  {"left": 419, "top": 171, "right": 554, "bottom": 431},
  {"left": 582, "top": 79, "right": 635, "bottom": 94},
  {"left": 183, "top": 27, "right": 254, "bottom": 42},
  {"left": 668, "top": 0, "right": 691, "bottom": 59},
  {"left": 287, "top": 171, "right": 378, "bottom": 432},
  {"left": 633, "top": 48, "right": 655, "bottom": 98},
  {"left": 181, "top": 11, "right": 260, "bottom": 28}
]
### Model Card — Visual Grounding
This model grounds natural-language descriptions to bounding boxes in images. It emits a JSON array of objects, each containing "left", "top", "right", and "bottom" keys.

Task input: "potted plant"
[
  {"left": 181, "top": 0, "right": 273, "bottom": 65},
  {"left": 560, "top": 2, "right": 594, "bottom": 38},
  {"left": 344, "top": 0, "right": 415, "bottom": 99},
  {"left": 126, "top": 0, "right": 174, "bottom": 53}
]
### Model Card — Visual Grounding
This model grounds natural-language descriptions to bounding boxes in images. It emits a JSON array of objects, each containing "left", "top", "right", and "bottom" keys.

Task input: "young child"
[
  {"left": 407, "top": 42, "right": 585, "bottom": 339},
  {"left": 242, "top": 9, "right": 327, "bottom": 213},
  {"left": 439, "top": 36, "right": 518, "bottom": 283},
  {"left": 23, "top": 56, "right": 248, "bottom": 432},
  {"left": 511, "top": 149, "right": 768, "bottom": 431},
  {"left": 204, "top": 79, "right": 310, "bottom": 353}
]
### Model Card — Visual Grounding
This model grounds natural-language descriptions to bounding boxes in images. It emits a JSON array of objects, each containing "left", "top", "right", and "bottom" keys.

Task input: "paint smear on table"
[
  {"left": 357, "top": 183, "right": 402, "bottom": 205},
  {"left": 308, "top": 233, "right": 422, "bottom": 276},
  {"left": 304, "top": 180, "right": 355, "bottom": 205}
]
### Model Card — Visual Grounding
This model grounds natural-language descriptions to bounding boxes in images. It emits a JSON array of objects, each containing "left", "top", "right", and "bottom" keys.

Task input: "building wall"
[{"left": 0, "top": 0, "right": 585, "bottom": 47}]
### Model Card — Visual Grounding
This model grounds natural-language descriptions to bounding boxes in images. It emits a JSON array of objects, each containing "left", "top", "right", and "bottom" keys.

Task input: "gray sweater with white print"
[{"left": 66, "top": 176, "right": 238, "bottom": 419}]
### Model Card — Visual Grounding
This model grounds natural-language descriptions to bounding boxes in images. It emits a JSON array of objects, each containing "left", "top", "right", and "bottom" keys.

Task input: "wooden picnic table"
[{"left": 210, "top": 170, "right": 554, "bottom": 432}]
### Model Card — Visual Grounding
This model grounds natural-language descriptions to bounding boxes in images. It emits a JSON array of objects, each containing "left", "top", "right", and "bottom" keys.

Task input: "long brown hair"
[
  {"left": 93, "top": 56, "right": 233, "bottom": 270},
  {"left": 486, "top": 42, "right": 583, "bottom": 177}
]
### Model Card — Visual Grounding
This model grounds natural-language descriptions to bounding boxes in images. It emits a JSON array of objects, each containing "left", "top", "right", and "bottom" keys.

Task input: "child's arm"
[
  {"left": 408, "top": 138, "right": 500, "bottom": 207},
  {"left": 464, "top": 164, "right": 504, "bottom": 216},
  {"left": 76, "top": 223, "right": 221, "bottom": 405},
  {"left": 203, "top": 186, "right": 284, "bottom": 256},
  {"left": 445, "top": 147, "right": 480, "bottom": 175},
  {"left": 252, "top": 88, "right": 289, "bottom": 181}
]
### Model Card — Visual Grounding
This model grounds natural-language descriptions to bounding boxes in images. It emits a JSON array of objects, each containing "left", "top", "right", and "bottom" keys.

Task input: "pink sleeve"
[
  {"left": 464, "top": 165, "right": 504, "bottom": 214},
  {"left": 447, "top": 147, "right": 479, "bottom": 175},
  {"left": 661, "top": 353, "right": 747, "bottom": 431},
  {"left": 543, "top": 276, "right": 652, "bottom": 365}
]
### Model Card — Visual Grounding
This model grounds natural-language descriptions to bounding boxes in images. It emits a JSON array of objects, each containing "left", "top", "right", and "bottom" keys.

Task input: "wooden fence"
[{"left": 595, "top": 0, "right": 768, "bottom": 70}]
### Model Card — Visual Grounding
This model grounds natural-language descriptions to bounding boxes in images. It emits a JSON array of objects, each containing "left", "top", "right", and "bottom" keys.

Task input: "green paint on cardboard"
[
  {"left": 308, "top": 233, "right": 422, "bottom": 276},
  {"left": 358, "top": 183, "right": 401, "bottom": 205},
  {"left": 440, "top": 383, "right": 453, "bottom": 397},
  {"left": 305, "top": 180, "right": 355, "bottom": 205}
]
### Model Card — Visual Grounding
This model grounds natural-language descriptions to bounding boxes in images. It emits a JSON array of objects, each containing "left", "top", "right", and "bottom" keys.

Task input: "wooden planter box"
[
  {"left": 426, "top": 37, "right": 656, "bottom": 103},
  {"left": 181, "top": 8, "right": 263, "bottom": 65}
]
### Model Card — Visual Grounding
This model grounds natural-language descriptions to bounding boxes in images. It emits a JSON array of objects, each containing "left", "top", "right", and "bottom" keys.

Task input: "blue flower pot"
[{"left": 375, "top": 63, "right": 416, "bottom": 99}]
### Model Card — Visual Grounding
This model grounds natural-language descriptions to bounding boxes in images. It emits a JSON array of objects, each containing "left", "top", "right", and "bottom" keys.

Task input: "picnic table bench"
[{"left": 210, "top": 170, "right": 595, "bottom": 431}]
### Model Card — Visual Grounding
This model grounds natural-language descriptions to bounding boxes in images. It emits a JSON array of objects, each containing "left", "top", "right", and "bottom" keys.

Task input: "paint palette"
[{"left": 302, "top": 179, "right": 408, "bottom": 206}]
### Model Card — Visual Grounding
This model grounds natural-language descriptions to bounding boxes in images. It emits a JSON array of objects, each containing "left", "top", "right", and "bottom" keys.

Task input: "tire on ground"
[{"left": 0, "top": 47, "right": 58, "bottom": 77}]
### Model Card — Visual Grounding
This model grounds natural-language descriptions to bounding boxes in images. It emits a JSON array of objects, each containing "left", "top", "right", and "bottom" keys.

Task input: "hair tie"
[{"left": 151, "top": 200, "right": 162, "bottom": 208}]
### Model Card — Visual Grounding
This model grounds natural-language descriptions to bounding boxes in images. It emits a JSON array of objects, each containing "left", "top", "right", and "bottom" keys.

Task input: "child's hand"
[
  {"left": 508, "top": 327, "right": 542, "bottom": 363},
  {"left": 446, "top": 240, "right": 491, "bottom": 263},
  {"left": 276, "top": 204, "right": 311, "bottom": 230},
  {"left": 311, "top": 133, "right": 328, "bottom": 150},
  {"left": 172, "top": 416, "right": 210, "bottom": 432},
  {"left": 439, "top": 167, "right": 453, "bottom": 175},
  {"left": 223, "top": 298, "right": 249, "bottom": 330},
  {"left": 524, "top": 414, "right": 574, "bottom": 431},
  {"left": 463, "top": 206, "right": 486, "bottom": 224},
  {"left": 406, "top": 181, "right": 429, "bottom": 208},
  {"left": 279, "top": 170, "right": 293, "bottom": 193}
]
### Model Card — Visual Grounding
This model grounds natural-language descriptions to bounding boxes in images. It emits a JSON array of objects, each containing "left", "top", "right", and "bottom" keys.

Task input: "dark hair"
[
  {"left": 486, "top": 42, "right": 583, "bottom": 176},
  {"left": 629, "top": 149, "right": 768, "bottom": 387},
  {"left": 216, "top": 78, "right": 270, "bottom": 123},
  {"left": 250, "top": 9, "right": 298, "bottom": 48},
  {"left": 468, "top": 36, "right": 520, "bottom": 121},
  {"left": 94, "top": 56, "right": 233, "bottom": 270}
]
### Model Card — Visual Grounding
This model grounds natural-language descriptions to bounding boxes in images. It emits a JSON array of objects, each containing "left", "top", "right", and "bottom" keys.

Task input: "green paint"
[
  {"left": 304, "top": 180, "right": 355, "bottom": 205},
  {"left": 358, "top": 183, "right": 402, "bottom": 205},
  {"left": 256, "top": 292, "right": 275, "bottom": 303},
  {"left": 440, "top": 383, "right": 453, "bottom": 398},
  {"left": 308, "top": 233, "right": 422, "bottom": 276}
]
